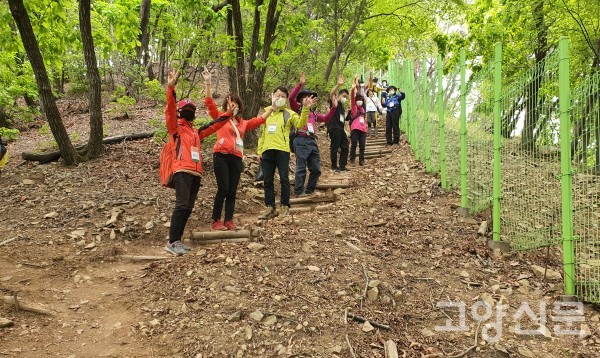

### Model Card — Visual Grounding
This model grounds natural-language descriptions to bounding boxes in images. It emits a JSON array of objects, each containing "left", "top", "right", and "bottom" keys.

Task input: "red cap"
[{"left": 177, "top": 99, "right": 196, "bottom": 111}]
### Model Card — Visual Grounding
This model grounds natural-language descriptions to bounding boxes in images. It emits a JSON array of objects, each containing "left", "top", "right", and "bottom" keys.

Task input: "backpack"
[
  {"left": 282, "top": 109, "right": 296, "bottom": 153},
  {"left": 159, "top": 133, "right": 180, "bottom": 189}
]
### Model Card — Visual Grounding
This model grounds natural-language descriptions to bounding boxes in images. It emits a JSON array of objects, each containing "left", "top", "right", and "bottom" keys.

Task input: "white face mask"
[
  {"left": 340, "top": 97, "right": 347, "bottom": 104},
  {"left": 274, "top": 97, "right": 286, "bottom": 108},
  {"left": 356, "top": 100, "right": 363, "bottom": 106},
  {"left": 389, "top": 90, "right": 396, "bottom": 95}
]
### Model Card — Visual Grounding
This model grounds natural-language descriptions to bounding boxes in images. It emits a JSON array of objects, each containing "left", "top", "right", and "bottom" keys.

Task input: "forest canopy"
[{"left": 0, "top": 0, "right": 598, "bottom": 163}]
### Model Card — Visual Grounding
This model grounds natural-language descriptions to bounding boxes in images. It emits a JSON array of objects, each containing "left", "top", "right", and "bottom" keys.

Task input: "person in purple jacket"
[{"left": 289, "top": 72, "right": 339, "bottom": 196}]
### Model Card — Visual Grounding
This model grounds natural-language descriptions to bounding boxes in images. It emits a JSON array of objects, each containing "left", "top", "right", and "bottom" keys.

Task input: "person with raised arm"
[
  {"left": 349, "top": 75, "right": 368, "bottom": 166},
  {"left": 201, "top": 69, "right": 274, "bottom": 230},
  {"left": 163, "top": 69, "right": 229, "bottom": 255},
  {"left": 327, "top": 75, "right": 350, "bottom": 172},
  {"left": 256, "top": 86, "right": 316, "bottom": 219},
  {"left": 288, "top": 72, "right": 338, "bottom": 196}
]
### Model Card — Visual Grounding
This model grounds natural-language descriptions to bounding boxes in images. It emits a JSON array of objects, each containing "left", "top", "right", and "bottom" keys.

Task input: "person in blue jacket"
[{"left": 383, "top": 85, "right": 405, "bottom": 145}]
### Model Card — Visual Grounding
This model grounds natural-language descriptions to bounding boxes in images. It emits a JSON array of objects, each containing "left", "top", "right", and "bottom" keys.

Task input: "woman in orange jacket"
[
  {"left": 202, "top": 69, "right": 274, "bottom": 230},
  {"left": 164, "top": 69, "right": 230, "bottom": 255}
]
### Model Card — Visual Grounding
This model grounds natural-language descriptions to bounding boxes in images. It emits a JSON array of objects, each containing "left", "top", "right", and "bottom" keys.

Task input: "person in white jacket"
[{"left": 365, "top": 89, "right": 383, "bottom": 137}]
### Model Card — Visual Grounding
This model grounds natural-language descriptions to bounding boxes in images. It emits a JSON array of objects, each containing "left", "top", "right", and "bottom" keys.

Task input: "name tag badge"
[
  {"left": 390, "top": 102, "right": 395, "bottom": 107},
  {"left": 191, "top": 147, "right": 200, "bottom": 162},
  {"left": 359, "top": 117, "right": 365, "bottom": 124},
  {"left": 339, "top": 114, "right": 345, "bottom": 123},
  {"left": 307, "top": 123, "right": 314, "bottom": 134},
  {"left": 235, "top": 138, "right": 244, "bottom": 149},
  {"left": 268, "top": 124, "right": 277, "bottom": 134}
]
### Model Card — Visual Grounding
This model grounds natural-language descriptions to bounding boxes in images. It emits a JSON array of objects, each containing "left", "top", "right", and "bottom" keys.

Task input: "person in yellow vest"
[{"left": 257, "top": 86, "right": 316, "bottom": 219}]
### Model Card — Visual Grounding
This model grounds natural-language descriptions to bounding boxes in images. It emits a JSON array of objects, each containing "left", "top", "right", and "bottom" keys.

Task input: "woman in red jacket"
[
  {"left": 202, "top": 69, "right": 274, "bottom": 230},
  {"left": 164, "top": 69, "right": 230, "bottom": 255}
]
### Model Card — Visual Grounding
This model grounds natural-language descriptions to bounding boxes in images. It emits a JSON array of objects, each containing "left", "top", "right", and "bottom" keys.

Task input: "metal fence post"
[
  {"left": 423, "top": 58, "right": 431, "bottom": 172},
  {"left": 437, "top": 54, "right": 447, "bottom": 189},
  {"left": 492, "top": 43, "right": 502, "bottom": 242},
  {"left": 460, "top": 48, "right": 468, "bottom": 211},
  {"left": 558, "top": 37, "right": 575, "bottom": 297}
]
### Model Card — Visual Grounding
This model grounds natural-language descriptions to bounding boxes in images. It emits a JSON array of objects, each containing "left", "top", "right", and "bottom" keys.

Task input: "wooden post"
[
  {"left": 192, "top": 229, "right": 252, "bottom": 241},
  {"left": 196, "top": 238, "right": 249, "bottom": 245}
]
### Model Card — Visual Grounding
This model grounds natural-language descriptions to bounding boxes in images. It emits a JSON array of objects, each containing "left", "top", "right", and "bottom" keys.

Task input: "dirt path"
[{"left": 1, "top": 126, "right": 600, "bottom": 357}]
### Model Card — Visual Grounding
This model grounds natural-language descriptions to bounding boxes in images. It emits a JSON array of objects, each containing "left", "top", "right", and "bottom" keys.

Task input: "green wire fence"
[{"left": 390, "top": 37, "right": 600, "bottom": 303}]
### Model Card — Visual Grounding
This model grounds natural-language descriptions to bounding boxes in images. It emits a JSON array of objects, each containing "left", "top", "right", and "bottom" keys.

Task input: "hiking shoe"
[
  {"left": 211, "top": 220, "right": 227, "bottom": 231},
  {"left": 258, "top": 207, "right": 278, "bottom": 220},
  {"left": 224, "top": 220, "right": 237, "bottom": 230},
  {"left": 295, "top": 192, "right": 309, "bottom": 198},
  {"left": 180, "top": 242, "right": 192, "bottom": 251},
  {"left": 165, "top": 241, "right": 187, "bottom": 256},
  {"left": 339, "top": 167, "right": 349, "bottom": 172},
  {"left": 279, "top": 206, "right": 290, "bottom": 217},
  {"left": 359, "top": 160, "right": 365, "bottom": 166}
]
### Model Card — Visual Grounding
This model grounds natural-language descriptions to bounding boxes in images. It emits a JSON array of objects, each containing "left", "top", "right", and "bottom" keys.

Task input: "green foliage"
[
  {"left": 0, "top": 127, "right": 20, "bottom": 141},
  {"left": 38, "top": 124, "right": 51, "bottom": 136},
  {"left": 143, "top": 79, "right": 165, "bottom": 103},
  {"left": 148, "top": 114, "right": 167, "bottom": 143}
]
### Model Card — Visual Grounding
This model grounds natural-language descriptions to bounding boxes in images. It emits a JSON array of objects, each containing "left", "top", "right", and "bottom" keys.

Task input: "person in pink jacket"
[
  {"left": 288, "top": 72, "right": 338, "bottom": 196},
  {"left": 349, "top": 75, "right": 368, "bottom": 166}
]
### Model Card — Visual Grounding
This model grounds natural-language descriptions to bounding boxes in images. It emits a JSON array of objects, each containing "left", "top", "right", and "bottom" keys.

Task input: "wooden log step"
[
  {"left": 363, "top": 153, "right": 391, "bottom": 159},
  {"left": 315, "top": 203, "right": 334, "bottom": 212},
  {"left": 192, "top": 229, "right": 252, "bottom": 241},
  {"left": 196, "top": 238, "right": 249, "bottom": 245},
  {"left": 363, "top": 149, "right": 393, "bottom": 155},
  {"left": 290, "top": 193, "right": 337, "bottom": 205},
  {"left": 288, "top": 179, "right": 353, "bottom": 189},
  {"left": 254, "top": 193, "right": 337, "bottom": 205},
  {"left": 121, "top": 255, "right": 169, "bottom": 262},
  {"left": 314, "top": 182, "right": 354, "bottom": 189},
  {"left": 289, "top": 206, "right": 313, "bottom": 214}
]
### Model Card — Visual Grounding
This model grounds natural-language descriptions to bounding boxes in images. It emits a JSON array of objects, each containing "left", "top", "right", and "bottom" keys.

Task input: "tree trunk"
[
  {"left": 226, "top": 7, "right": 238, "bottom": 94},
  {"left": 145, "top": 3, "right": 162, "bottom": 81},
  {"left": 230, "top": 0, "right": 281, "bottom": 148},
  {"left": 0, "top": 104, "right": 9, "bottom": 128},
  {"left": 521, "top": 0, "right": 548, "bottom": 151},
  {"left": 158, "top": 29, "right": 168, "bottom": 84},
  {"left": 230, "top": 0, "right": 247, "bottom": 92},
  {"left": 79, "top": 0, "right": 103, "bottom": 159},
  {"left": 136, "top": 0, "right": 151, "bottom": 63},
  {"left": 324, "top": 0, "right": 366, "bottom": 83},
  {"left": 8, "top": 0, "right": 79, "bottom": 165}
]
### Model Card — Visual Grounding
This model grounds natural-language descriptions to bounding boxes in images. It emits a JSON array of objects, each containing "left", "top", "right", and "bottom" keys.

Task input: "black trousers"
[
  {"left": 328, "top": 128, "right": 349, "bottom": 169},
  {"left": 212, "top": 153, "right": 243, "bottom": 222},
  {"left": 169, "top": 172, "right": 201, "bottom": 243},
  {"left": 262, "top": 149, "right": 291, "bottom": 208},
  {"left": 386, "top": 109, "right": 402, "bottom": 144},
  {"left": 350, "top": 130, "right": 367, "bottom": 164}
]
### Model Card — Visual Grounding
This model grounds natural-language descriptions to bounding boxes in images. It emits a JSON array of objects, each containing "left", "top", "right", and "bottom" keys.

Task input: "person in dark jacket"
[
  {"left": 327, "top": 75, "right": 350, "bottom": 172},
  {"left": 383, "top": 85, "right": 406, "bottom": 145}
]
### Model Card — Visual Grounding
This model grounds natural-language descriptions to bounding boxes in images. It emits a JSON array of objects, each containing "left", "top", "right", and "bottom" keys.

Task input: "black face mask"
[{"left": 179, "top": 110, "right": 195, "bottom": 121}]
